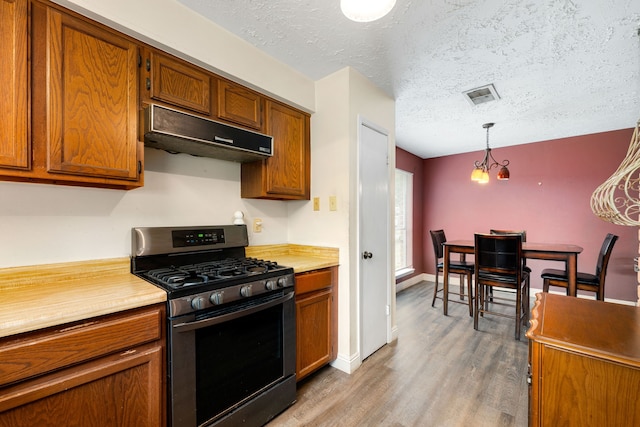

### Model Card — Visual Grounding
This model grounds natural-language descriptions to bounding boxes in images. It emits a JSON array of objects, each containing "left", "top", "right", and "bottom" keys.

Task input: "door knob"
[{"left": 363, "top": 251, "right": 373, "bottom": 259}]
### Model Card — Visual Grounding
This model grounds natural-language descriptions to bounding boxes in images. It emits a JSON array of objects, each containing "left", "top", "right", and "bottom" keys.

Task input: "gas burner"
[{"left": 142, "top": 256, "right": 287, "bottom": 290}]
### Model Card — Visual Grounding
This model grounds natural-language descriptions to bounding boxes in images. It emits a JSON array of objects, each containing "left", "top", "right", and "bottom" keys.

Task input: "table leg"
[
  {"left": 443, "top": 245, "right": 450, "bottom": 315},
  {"left": 567, "top": 254, "right": 577, "bottom": 297}
]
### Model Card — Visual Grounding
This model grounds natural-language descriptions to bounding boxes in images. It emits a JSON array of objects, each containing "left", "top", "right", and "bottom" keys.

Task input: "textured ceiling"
[{"left": 176, "top": 0, "right": 640, "bottom": 159}]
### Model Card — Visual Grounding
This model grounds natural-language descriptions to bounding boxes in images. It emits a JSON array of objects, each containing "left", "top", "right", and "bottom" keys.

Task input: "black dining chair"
[
  {"left": 474, "top": 233, "right": 530, "bottom": 340},
  {"left": 541, "top": 233, "right": 618, "bottom": 301},
  {"left": 488, "top": 230, "right": 531, "bottom": 302},
  {"left": 489, "top": 229, "right": 531, "bottom": 273},
  {"left": 430, "top": 229, "right": 474, "bottom": 316}
]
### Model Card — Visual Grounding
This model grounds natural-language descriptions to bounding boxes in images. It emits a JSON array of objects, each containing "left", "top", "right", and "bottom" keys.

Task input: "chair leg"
[
  {"left": 542, "top": 278, "right": 549, "bottom": 293},
  {"left": 459, "top": 274, "right": 465, "bottom": 300},
  {"left": 474, "top": 282, "right": 480, "bottom": 330},
  {"left": 466, "top": 273, "right": 473, "bottom": 317},
  {"left": 524, "top": 276, "right": 530, "bottom": 326},
  {"left": 515, "top": 287, "right": 521, "bottom": 341},
  {"left": 432, "top": 269, "right": 440, "bottom": 307}
]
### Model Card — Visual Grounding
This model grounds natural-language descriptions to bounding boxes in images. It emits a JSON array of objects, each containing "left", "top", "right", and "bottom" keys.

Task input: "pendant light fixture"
[
  {"left": 590, "top": 121, "right": 640, "bottom": 225},
  {"left": 470, "top": 123, "right": 510, "bottom": 184},
  {"left": 590, "top": 29, "right": 640, "bottom": 226},
  {"left": 340, "top": 0, "right": 396, "bottom": 22}
]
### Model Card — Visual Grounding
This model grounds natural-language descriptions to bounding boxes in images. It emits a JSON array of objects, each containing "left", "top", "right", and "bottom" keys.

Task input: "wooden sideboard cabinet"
[
  {"left": 295, "top": 266, "right": 338, "bottom": 381},
  {"left": 526, "top": 293, "right": 640, "bottom": 427},
  {"left": 241, "top": 100, "right": 311, "bottom": 200},
  {"left": 0, "top": 304, "right": 166, "bottom": 427}
]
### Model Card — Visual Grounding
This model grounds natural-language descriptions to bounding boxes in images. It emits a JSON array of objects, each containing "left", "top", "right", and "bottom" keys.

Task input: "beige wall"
[{"left": 288, "top": 67, "right": 395, "bottom": 373}]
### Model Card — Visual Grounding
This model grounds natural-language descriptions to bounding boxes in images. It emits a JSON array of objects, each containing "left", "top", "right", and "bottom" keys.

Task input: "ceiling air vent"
[{"left": 463, "top": 84, "right": 500, "bottom": 106}]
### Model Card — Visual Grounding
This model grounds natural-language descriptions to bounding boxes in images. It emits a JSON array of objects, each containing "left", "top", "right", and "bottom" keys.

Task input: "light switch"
[
  {"left": 313, "top": 197, "right": 320, "bottom": 211},
  {"left": 329, "top": 196, "right": 337, "bottom": 211},
  {"left": 253, "top": 218, "right": 263, "bottom": 233}
]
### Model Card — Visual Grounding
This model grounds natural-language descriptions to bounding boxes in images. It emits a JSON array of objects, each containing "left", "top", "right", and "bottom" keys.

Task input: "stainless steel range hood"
[{"left": 142, "top": 104, "right": 273, "bottom": 163}]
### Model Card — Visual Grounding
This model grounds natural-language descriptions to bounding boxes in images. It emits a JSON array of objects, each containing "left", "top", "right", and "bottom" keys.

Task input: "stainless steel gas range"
[{"left": 131, "top": 224, "right": 296, "bottom": 427}]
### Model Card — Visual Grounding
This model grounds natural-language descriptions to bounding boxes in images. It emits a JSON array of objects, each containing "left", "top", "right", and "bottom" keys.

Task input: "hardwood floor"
[{"left": 269, "top": 281, "right": 530, "bottom": 427}]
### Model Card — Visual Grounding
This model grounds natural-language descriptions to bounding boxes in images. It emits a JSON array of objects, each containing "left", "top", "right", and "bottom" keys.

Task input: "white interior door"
[{"left": 359, "top": 119, "right": 390, "bottom": 361}]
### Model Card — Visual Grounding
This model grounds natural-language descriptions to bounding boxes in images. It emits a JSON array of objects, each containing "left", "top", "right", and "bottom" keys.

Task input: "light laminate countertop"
[
  {"left": 0, "top": 258, "right": 166, "bottom": 338},
  {"left": 0, "top": 245, "right": 338, "bottom": 339},
  {"left": 246, "top": 244, "right": 339, "bottom": 273}
]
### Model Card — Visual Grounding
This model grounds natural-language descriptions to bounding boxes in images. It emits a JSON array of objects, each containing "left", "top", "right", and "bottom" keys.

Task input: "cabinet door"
[
  {"left": 0, "top": 0, "right": 28, "bottom": 169},
  {"left": 0, "top": 343, "right": 164, "bottom": 427},
  {"left": 217, "top": 80, "right": 263, "bottom": 130},
  {"left": 30, "top": 3, "right": 140, "bottom": 185},
  {"left": 241, "top": 100, "right": 310, "bottom": 199},
  {"left": 296, "top": 289, "right": 333, "bottom": 380},
  {"left": 144, "top": 49, "right": 211, "bottom": 115}
]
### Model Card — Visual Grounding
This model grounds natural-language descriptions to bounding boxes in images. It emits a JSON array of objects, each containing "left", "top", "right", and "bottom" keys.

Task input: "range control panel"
[{"left": 172, "top": 228, "right": 225, "bottom": 247}]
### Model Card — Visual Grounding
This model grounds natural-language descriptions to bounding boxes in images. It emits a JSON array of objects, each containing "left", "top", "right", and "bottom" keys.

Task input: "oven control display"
[{"left": 172, "top": 229, "right": 225, "bottom": 247}]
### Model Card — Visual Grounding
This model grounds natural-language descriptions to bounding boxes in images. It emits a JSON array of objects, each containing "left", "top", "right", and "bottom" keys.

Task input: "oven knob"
[
  {"left": 191, "top": 297, "right": 205, "bottom": 311},
  {"left": 209, "top": 292, "right": 224, "bottom": 305},
  {"left": 265, "top": 280, "right": 277, "bottom": 290},
  {"left": 240, "top": 285, "right": 253, "bottom": 297},
  {"left": 277, "top": 277, "right": 287, "bottom": 287}
]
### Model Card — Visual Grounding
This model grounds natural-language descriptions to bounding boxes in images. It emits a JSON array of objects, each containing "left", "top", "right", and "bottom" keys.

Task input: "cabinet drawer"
[
  {"left": 296, "top": 269, "right": 333, "bottom": 295},
  {"left": 0, "top": 304, "right": 164, "bottom": 387}
]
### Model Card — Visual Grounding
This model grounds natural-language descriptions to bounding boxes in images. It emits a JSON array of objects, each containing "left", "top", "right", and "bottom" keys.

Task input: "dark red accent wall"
[
  {"left": 396, "top": 147, "right": 425, "bottom": 282},
  {"left": 418, "top": 128, "right": 638, "bottom": 302}
]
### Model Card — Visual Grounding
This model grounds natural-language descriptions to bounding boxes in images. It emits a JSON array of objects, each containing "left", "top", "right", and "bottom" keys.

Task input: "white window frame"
[{"left": 395, "top": 168, "right": 414, "bottom": 278}]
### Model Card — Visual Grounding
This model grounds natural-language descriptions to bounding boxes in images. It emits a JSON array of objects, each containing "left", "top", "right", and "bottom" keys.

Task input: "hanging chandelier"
[
  {"left": 340, "top": 0, "right": 396, "bottom": 22},
  {"left": 590, "top": 121, "right": 640, "bottom": 226},
  {"left": 590, "top": 29, "right": 640, "bottom": 226},
  {"left": 470, "top": 123, "right": 510, "bottom": 184}
]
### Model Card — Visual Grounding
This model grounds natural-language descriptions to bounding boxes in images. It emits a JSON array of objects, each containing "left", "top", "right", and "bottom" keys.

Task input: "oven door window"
[{"left": 195, "top": 303, "right": 284, "bottom": 425}]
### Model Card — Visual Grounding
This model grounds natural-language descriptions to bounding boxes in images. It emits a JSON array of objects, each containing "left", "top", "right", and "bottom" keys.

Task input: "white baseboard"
[
  {"left": 398, "top": 276, "right": 636, "bottom": 306},
  {"left": 390, "top": 324, "right": 399, "bottom": 341},
  {"left": 330, "top": 351, "right": 361, "bottom": 374},
  {"left": 396, "top": 273, "right": 428, "bottom": 292}
]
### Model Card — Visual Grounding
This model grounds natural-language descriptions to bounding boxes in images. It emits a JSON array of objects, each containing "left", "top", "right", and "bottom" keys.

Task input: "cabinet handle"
[
  {"left": 146, "top": 58, "right": 151, "bottom": 72},
  {"left": 146, "top": 78, "right": 151, "bottom": 91},
  {"left": 138, "top": 161, "right": 142, "bottom": 174}
]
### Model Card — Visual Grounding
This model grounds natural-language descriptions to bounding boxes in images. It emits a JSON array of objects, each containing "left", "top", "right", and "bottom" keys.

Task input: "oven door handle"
[{"left": 172, "top": 291, "right": 294, "bottom": 332}]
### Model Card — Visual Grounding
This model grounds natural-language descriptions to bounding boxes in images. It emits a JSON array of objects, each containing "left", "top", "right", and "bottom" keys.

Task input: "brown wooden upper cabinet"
[
  {"left": 217, "top": 80, "right": 263, "bottom": 130},
  {"left": 241, "top": 101, "right": 311, "bottom": 200},
  {"left": 0, "top": 0, "right": 28, "bottom": 170},
  {"left": 140, "top": 48, "right": 212, "bottom": 115},
  {"left": 0, "top": 0, "right": 143, "bottom": 190},
  {"left": 1, "top": 0, "right": 310, "bottom": 195},
  {"left": 140, "top": 47, "right": 311, "bottom": 200}
]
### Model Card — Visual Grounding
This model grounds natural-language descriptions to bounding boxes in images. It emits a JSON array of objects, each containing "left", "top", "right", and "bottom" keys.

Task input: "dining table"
[{"left": 441, "top": 240, "right": 584, "bottom": 316}]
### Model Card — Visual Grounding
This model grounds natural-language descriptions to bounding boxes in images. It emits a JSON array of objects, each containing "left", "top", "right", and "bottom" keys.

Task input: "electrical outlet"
[
  {"left": 313, "top": 197, "right": 320, "bottom": 211},
  {"left": 329, "top": 196, "right": 337, "bottom": 211},
  {"left": 253, "top": 218, "right": 263, "bottom": 233}
]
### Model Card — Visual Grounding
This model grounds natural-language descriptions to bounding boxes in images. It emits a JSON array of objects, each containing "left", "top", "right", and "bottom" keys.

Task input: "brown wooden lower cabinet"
[
  {"left": 295, "top": 266, "right": 338, "bottom": 381},
  {"left": 526, "top": 293, "right": 640, "bottom": 427},
  {"left": 0, "top": 304, "right": 166, "bottom": 427}
]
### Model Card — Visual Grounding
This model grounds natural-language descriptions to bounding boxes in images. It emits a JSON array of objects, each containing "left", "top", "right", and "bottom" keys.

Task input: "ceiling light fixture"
[
  {"left": 470, "top": 123, "right": 510, "bottom": 184},
  {"left": 590, "top": 29, "right": 640, "bottom": 226},
  {"left": 340, "top": 0, "right": 396, "bottom": 22}
]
